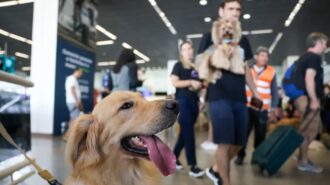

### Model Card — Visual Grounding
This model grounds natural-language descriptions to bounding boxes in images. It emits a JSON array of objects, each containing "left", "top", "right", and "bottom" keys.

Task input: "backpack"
[{"left": 282, "top": 62, "right": 305, "bottom": 100}]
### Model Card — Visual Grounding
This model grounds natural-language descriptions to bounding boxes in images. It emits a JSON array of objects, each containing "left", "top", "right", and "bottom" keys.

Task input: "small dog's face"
[
  {"left": 66, "top": 92, "right": 179, "bottom": 176},
  {"left": 212, "top": 19, "right": 241, "bottom": 45}
]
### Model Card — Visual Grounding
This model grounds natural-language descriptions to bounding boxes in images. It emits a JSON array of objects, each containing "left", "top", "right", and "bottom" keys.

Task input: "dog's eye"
[{"left": 120, "top": 102, "right": 134, "bottom": 110}]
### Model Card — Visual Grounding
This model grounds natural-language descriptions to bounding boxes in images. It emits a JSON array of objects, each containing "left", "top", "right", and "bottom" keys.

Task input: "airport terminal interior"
[{"left": 0, "top": 0, "right": 330, "bottom": 185}]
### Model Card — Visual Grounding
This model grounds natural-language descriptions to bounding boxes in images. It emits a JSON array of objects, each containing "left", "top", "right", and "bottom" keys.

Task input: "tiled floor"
[{"left": 16, "top": 129, "right": 330, "bottom": 185}]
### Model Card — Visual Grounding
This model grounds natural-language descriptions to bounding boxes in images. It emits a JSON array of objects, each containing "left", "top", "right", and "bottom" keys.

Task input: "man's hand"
[
  {"left": 310, "top": 99, "right": 320, "bottom": 111},
  {"left": 191, "top": 80, "right": 202, "bottom": 90},
  {"left": 77, "top": 100, "right": 83, "bottom": 111}
]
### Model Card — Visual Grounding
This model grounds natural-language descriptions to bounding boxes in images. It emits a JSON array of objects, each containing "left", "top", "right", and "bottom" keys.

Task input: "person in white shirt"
[{"left": 65, "top": 68, "right": 83, "bottom": 121}]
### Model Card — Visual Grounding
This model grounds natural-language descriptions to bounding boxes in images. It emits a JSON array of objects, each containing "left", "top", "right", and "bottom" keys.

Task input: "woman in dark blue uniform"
[{"left": 171, "top": 41, "right": 205, "bottom": 178}]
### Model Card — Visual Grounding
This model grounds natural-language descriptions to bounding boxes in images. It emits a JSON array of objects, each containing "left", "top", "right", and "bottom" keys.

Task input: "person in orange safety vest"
[{"left": 235, "top": 46, "right": 279, "bottom": 165}]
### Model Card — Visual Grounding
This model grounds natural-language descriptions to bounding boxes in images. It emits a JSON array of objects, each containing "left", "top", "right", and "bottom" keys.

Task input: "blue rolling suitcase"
[{"left": 252, "top": 126, "right": 304, "bottom": 176}]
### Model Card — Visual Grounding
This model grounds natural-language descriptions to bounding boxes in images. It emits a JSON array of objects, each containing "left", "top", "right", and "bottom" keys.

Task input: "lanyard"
[{"left": 0, "top": 122, "right": 62, "bottom": 185}]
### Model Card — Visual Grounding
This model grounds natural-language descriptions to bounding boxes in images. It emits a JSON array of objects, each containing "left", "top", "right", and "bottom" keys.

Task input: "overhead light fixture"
[
  {"left": 98, "top": 61, "right": 116, "bottom": 66},
  {"left": 243, "top": 14, "right": 251, "bottom": 20},
  {"left": 96, "top": 40, "right": 114, "bottom": 46},
  {"left": 148, "top": 0, "right": 177, "bottom": 35},
  {"left": 0, "top": 0, "right": 34, "bottom": 7},
  {"left": 0, "top": 28, "right": 32, "bottom": 45},
  {"left": 250, "top": 29, "right": 273, "bottom": 35},
  {"left": 0, "top": 29, "right": 10, "bottom": 36},
  {"left": 269, "top": 32, "right": 283, "bottom": 54},
  {"left": 22, "top": 66, "right": 31, "bottom": 71},
  {"left": 15, "top": 52, "right": 29, "bottom": 59},
  {"left": 284, "top": 0, "right": 306, "bottom": 27},
  {"left": 134, "top": 49, "right": 150, "bottom": 62},
  {"left": 96, "top": 25, "right": 117, "bottom": 40},
  {"left": 136, "top": 60, "right": 145, "bottom": 64},
  {"left": 204, "top": 17, "right": 211, "bottom": 23},
  {"left": 199, "top": 0, "right": 207, "bottom": 6},
  {"left": 241, "top": 29, "right": 273, "bottom": 35},
  {"left": 0, "top": 1, "right": 18, "bottom": 7},
  {"left": 122, "top": 42, "right": 133, "bottom": 49},
  {"left": 148, "top": 0, "right": 157, "bottom": 6},
  {"left": 186, "top": 33, "right": 203, "bottom": 39},
  {"left": 18, "top": 0, "right": 34, "bottom": 4},
  {"left": 9, "top": 33, "right": 27, "bottom": 42}
]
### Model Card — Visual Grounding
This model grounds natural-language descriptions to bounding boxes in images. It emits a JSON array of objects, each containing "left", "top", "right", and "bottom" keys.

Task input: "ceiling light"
[
  {"left": 199, "top": 0, "right": 207, "bottom": 6},
  {"left": 96, "top": 40, "right": 114, "bottom": 46},
  {"left": 15, "top": 52, "right": 29, "bottom": 59},
  {"left": 269, "top": 32, "right": 283, "bottom": 54},
  {"left": 26, "top": 40, "right": 33, "bottom": 45},
  {"left": 242, "top": 31, "right": 250, "bottom": 35},
  {"left": 0, "top": 28, "right": 32, "bottom": 45},
  {"left": 136, "top": 60, "right": 145, "bottom": 64},
  {"left": 284, "top": 0, "right": 306, "bottom": 27},
  {"left": 243, "top": 14, "right": 251, "bottom": 20},
  {"left": 8, "top": 33, "right": 27, "bottom": 42},
  {"left": 148, "top": 0, "right": 177, "bottom": 35},
  {"left": 186, "top": 33, "right": 203, "bottom": 39},
  {"left": 0, "top": 0, "right": 34, "bottom": 7},
  {"left": 0, "top": 1, "right": 18, "bottom": 7},
  {"left": 22, "top": 66, "right": 31, "bottom": 71},
  {"left": 0, "top": 29, "right": 10, "bottom": 36},
  {"left": 96, "top": 25, "right": 117, "bottom": 40},
  {"left": 18, "top": 0, "right": 34, "bottom": 4},
  {"left": 98, "top": 61, "right": 116, "bottom": 66},
  {"left": 134, "top": 49, "right": 150, "bottom": 62},
  {"left": 148, "top": 0, "right": 157, "bottom": 6},
  {"left": 250, "top": 29, "right": 273, "bottom": 35},
  {"left": 204, "top": 17, "right": 211, "bottom": 23},
  {"left": 122, "top": 42, "right": 133, "bottom": 49}
]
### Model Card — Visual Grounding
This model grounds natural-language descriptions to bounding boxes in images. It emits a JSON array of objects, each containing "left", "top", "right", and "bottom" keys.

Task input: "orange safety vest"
[{"left": 246, "top": 65, "right": 275, "bottom": 110}]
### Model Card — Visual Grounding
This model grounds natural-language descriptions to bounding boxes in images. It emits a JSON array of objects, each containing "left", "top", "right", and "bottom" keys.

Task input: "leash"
[{"left": 0, "top": 122, "right": 63, "bottom": 185}]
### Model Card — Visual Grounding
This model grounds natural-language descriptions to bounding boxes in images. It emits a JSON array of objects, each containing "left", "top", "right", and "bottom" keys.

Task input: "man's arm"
[{"left": 305, "top": 69, "right": 319, "bottom": 111}]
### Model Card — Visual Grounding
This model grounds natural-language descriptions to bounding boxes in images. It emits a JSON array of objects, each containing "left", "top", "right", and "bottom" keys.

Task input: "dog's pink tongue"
[{"left": 139, "top": 135, "right": 176, "bottom": 176}]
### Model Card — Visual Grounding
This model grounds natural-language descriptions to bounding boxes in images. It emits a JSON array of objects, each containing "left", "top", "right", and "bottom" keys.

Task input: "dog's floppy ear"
[
  {"left": 232, "top": 20, "right": 242, "bottom": 43},
  {"left": 66, "top": 114, "right": 103, "bottom": 169},
  {"left": 212, "top": 19, "right": 222, "bottom": 46}
]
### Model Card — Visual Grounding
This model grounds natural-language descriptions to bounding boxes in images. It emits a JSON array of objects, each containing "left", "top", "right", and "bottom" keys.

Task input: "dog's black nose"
[{"left": 165, "top": 100, "right": 179, "bottom": 114}]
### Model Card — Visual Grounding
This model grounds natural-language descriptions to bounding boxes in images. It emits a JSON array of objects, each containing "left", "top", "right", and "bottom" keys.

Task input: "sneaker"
[
  {"left": 189, "top": 166, "right": 205, "bottom": 178},
  {"left": 201, "top": 141, "right": 218, "bottom": 150},
  {"left": 176, "top": 160, "right": 183, "bottom": 170},
  {"left": 205, "top": 167, "right": 222, "bottom": 185},
  {"left": 298, "top": 161, "right": 323, "bottom": 173}
]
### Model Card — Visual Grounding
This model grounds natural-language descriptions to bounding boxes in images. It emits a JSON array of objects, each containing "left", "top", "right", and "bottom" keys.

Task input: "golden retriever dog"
[
  {"left": 198, "top": 18, "right": 245, "bottom": 84},
  {"left": 64, "top": 92, "right": 179, "bottom": 185}
]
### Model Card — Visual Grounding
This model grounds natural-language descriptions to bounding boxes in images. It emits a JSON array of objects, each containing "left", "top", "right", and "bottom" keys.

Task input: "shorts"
[
  {"left": 209, "top": 99, "right": 248, "bottom": 146},
  {"left": 66, "top": 103, "right": 80, "bottom": 120},
  {"left": 294, "top": 96, "right": 322, "bottom": 137}
]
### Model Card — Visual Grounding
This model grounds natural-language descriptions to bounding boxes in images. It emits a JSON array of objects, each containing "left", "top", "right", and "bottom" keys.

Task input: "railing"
[
  {"left": 0, "top": 71, "right": 34, "bottom": 184},
  {"left": 0, "top": 71, "right": 34, "bottom": 87}
]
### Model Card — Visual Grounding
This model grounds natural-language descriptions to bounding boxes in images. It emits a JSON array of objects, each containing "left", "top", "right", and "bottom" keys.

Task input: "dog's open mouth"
[{"left": 121, "top": 135, "right": 176, "bottom": 176}]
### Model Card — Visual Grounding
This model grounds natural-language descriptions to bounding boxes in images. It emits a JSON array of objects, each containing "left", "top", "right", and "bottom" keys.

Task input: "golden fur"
[
  {"left": 198, "top": 19, "right": 245, "bottom": 84},
  {"left": 64, "top": 92, "right": 178, "bottom": 185}
]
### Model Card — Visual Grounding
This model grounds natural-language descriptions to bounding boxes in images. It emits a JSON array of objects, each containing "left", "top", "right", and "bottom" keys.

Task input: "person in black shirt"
[
  {"left": 199, "top": 1, "right": 260, "bottom": 185},
  {"left": 171, "top": 41, "right": 205, "bottom": 178},
  {"left": 294, "top": 32, "right": 328, "bottom": 173}
]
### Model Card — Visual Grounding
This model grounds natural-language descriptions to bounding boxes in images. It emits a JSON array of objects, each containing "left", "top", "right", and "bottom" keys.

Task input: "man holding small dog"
[
  {"left": 197, "top": 0, "right": 260, "bottom": 185},
  {"left": 235, "top": 46, "right": 279, "bottom": 165}
]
